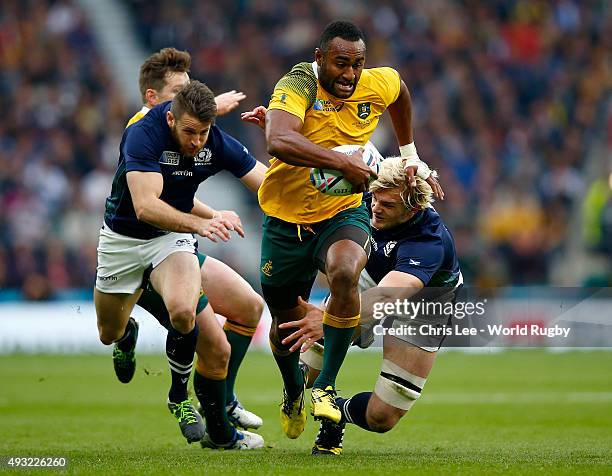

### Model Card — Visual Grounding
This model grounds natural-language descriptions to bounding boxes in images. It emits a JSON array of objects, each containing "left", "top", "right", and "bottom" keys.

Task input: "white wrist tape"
[
  {"left": 404, "top": 157, "right": 437, "bottom": 180},
  {"left": 399, "top": 142, "right": 418, "bottom": 160}
]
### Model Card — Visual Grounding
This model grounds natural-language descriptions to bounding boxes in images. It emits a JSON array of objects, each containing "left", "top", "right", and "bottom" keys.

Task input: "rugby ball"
[{"left": 310, "top": 141, "right": 383, "bottom": 196}]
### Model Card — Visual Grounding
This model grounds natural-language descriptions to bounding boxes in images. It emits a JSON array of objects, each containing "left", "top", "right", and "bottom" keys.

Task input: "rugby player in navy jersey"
[
  {"left": 117, "top": 47, "right": 267, "bottom": 441},
  {"left": 95, "top": 80, "right": 263, "bottom": 450},
  {"left": 278, "top": 157, "right": 462, "bottom": 455}
]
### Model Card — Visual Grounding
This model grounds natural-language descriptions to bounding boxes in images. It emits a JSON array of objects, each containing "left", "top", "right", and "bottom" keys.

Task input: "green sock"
[
  {"left": 313, "top": 324, "right": 355, "bottom": 389},
  {"left": 273, "top": 350, "right": 303, "bottom": 400},
  {"left": 224, "top": 328, "right": 253, "bottom": 405},
  {"left": 193, "top": 371, "right": 234, "bottom": 444}
]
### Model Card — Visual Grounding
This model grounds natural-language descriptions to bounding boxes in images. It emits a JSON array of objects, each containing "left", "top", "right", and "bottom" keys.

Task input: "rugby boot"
[
  {"left": 311, "top": 386, "right": 341, "bottom": 423},
  {"left": 279, "top": 365, "right": 307, "bottom": 438},
  {"left": 168, "top": 398, "right": 205, "bottom": 443},
  {"left": 226, "top": 398, "right": 263, "bottom": 429},
  {"left": 200, "top": 428, "right": 265, "bottom": 450},
  {"left": 312, "top": 418, "right": 345, "bottom": 456},
  {"left": 112, "top": 318, "right": 139, "bottom": 383}
]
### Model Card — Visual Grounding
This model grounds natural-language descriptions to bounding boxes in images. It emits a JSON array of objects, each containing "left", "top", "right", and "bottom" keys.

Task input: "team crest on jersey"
[
  {"left": 160, "top": 151, "right": 181, "bottom": 165},
  {"left": 357, "top": 102, "right": 371, "bottom": 119},
  {"left": 195, "top": 148, "right": 213, "bottom": 165},
  {"left": 383, "top": 241, "right": 397, "bottom": 257}
]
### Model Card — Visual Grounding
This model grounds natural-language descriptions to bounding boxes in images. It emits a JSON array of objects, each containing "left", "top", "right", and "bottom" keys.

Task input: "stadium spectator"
[{"left": 0, "top": 0, "right": 609, "bottom": 299}]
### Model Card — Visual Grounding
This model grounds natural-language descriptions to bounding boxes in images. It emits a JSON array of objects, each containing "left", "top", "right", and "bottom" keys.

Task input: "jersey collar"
[{"left": 311, "top": 61, "right": 319, "bottom": 79}]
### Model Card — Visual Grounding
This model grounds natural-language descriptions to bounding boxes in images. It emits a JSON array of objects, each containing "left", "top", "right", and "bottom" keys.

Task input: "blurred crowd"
[
  {"left": 0, "top": 0, "right": 129, "bottom": 299},
  {"left": 0, "top": 0, "right": 610, "bottom": 299}
]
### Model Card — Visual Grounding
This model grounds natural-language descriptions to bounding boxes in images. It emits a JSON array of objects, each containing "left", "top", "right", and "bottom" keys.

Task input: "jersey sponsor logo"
[
  {"left": 370, "top": 236, "right": 378, "bottom": 251},
  {"left": 409, "top": 258, "right": 421, "bottom": 266},
  {"left": 261, "top": 259, "right": 273, "bottom": 277},
  {"left": 383, "top": 241, "right": 397, "bottom": 257},
  {"left": 172, "top": 170, "right": 193, "bottom": 177},
  {"left": 357, "top": 102, "right": 371, "bottom": 119},
  {"left": 160, "top": 151, "right": 181, "bottom": 165},
  {"left": 97, "top": 275, "right": 118, "bottom": 281},
  {"left": 195, "top": 148, "right": 213, "bottom": 165},
  {"left": 175, "top": 238, "right": 192, "bottom": 247}
]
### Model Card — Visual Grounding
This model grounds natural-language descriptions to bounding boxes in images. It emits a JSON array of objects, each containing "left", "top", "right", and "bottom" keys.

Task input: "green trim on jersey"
[{"left": 273, "top": 62, "right": 318, "bottom": 111}]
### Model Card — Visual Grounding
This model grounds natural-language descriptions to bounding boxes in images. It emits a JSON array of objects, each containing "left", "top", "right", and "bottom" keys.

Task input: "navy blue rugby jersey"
[
  {"left": 363, "top": 195, "right": 461, "bottom": 288},
  {"left": 104, "top": 101, "right": 256, "bottom": 239}
]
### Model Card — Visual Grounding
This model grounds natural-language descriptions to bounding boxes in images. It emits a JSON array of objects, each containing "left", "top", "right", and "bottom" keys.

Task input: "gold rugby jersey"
[
  {"left": 126, "top": 106, "right": 151, "bottom": 127},
  {"left": 258, "top": 61, "right": 400, "bottom": 224}
]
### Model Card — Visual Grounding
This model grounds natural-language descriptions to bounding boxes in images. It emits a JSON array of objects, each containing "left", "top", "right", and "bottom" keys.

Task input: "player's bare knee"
[
  {"left": 366, "top": 409, "right": 398, "bottom": 433},
  {"left": 167, "top": 305, "right": 196, "bottom": 333},
  {"left": 241, "top": 293, "right": 264, "bottom": 327},
  {"left": 250, "top": 294, "right": 265, "bottom": 324},
  {"left": 215, "top": 338, "right": 231, "bottom": 368},
  {"left": 327, "top": 264, "right": 360, "bottom": 296}
]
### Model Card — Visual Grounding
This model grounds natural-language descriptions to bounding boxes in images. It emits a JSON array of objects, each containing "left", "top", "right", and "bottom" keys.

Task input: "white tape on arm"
[
  {"left": 399, "top": 142, "right": 418, "bottom": 160},
  {"left": 404, "top": 157, "right": 437, "bottom": 180},
  {"left": 400, "top": 143, "right": 436, "bottom": 180}
]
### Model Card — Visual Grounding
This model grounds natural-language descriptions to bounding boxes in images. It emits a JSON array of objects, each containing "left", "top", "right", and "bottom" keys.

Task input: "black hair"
[{"left": 318, "top": 20, "right": 365, "bottom": 52}]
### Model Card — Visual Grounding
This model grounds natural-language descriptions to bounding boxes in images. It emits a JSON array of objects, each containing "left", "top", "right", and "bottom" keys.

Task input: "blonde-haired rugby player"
[{"left": 279, "top": 157, "right": 462, "bottom": 454}]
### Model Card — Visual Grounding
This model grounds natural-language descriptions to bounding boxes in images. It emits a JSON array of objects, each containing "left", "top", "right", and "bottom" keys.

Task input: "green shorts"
[{"left": 260, "top": 203, "right": 371, "bottom": 287}]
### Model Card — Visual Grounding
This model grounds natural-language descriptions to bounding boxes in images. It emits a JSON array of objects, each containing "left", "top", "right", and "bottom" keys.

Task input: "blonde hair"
[{"left": 369, "top": 156, "right": 435, "bottom": 209}]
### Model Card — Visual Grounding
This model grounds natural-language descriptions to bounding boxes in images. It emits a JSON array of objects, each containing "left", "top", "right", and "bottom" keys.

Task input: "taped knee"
[
  {"left": 299, "top": 342, "right": 324, "bottom": 370},
  {"left": 374, "top": 359, "right": 426, "bottom": 411}
]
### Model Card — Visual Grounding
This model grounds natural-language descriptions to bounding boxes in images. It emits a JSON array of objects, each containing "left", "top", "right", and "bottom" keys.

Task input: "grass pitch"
[{"left": 1, "top": 350, "right": 611, "bottom": 475}]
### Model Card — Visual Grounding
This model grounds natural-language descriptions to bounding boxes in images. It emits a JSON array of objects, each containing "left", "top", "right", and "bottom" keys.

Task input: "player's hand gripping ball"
[{"left": 310, "top": 141, "right": 382, "bottom": 196}]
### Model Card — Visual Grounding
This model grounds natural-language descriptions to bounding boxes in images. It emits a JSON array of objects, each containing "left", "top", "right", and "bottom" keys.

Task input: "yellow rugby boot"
[
  {"left": 279, "top": 366, "right": 307, "bottom": 439},
  {"left": 311, "top": 386, "right": 341, "bottom": 423}
]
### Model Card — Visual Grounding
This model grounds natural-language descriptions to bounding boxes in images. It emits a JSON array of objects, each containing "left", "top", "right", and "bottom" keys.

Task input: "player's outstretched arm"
[
  {"left": 279, "top": 272, "right": 425, "bottom": 352},
  {"left": 191, "top": 198, "right": 244, "bottom": 238},
  {"left": 127, "top": 171, "right": 232, "bottom": 242},
  {"left": 215, "top": 90, "right": 246, "bottom": 116},
  {"left": 360, "top": 272, "right": 424, "bottom": 326},
  {"left": 388, "top": 80, "right": 444, "bottom": 200},
  {"left": 266, "top": 109, "right": 374, "bottom": 192}
]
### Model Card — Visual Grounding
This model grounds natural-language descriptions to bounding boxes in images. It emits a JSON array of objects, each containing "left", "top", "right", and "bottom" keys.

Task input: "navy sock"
[
  {"left": 193, "top": 371, "right": 235, "bottom": 445},
  {"left": 337, "top": 392, "right": 373, "bottom": 431},
  {"left": 116, "top": 317, "right": 137, "bottom": 351},
  {"left": 166, "top": 324, "right": 198, "bottom": 403}
]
